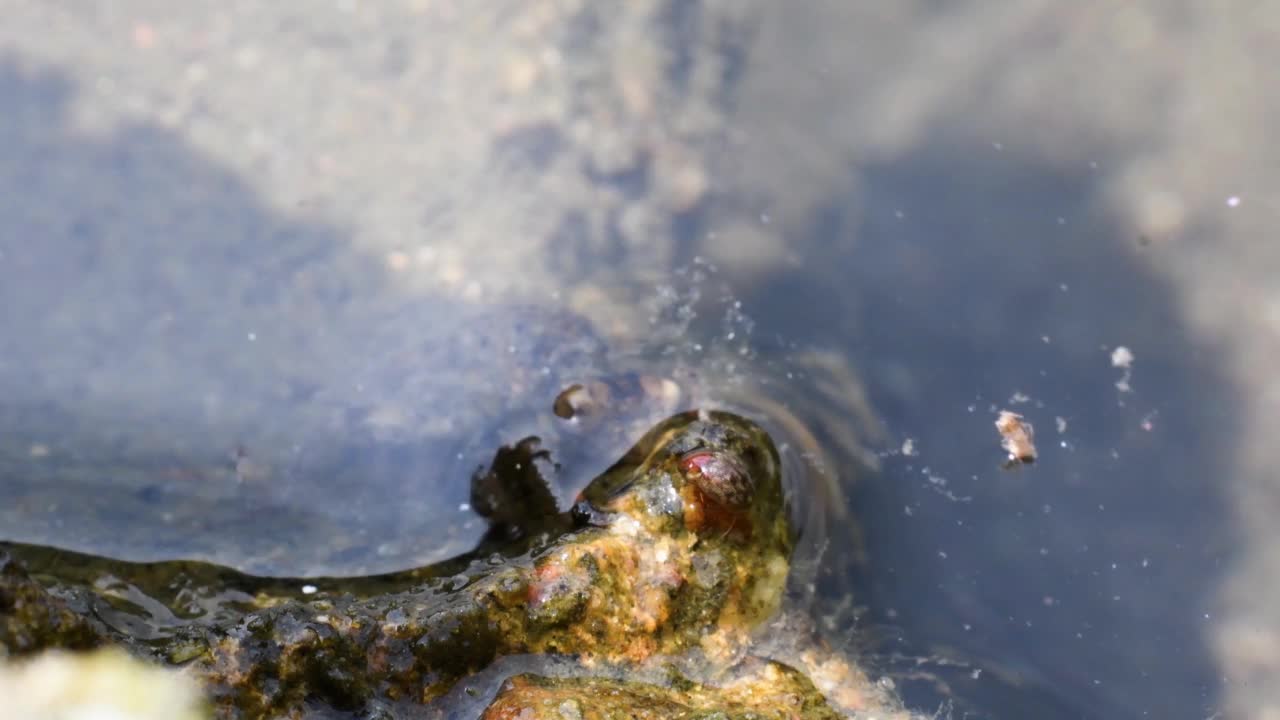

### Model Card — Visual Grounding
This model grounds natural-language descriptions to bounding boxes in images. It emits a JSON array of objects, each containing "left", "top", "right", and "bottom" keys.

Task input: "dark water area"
[
  {"left": 0, "top": 33, "right": 1240, "bottom": 720},
  {"left": 734, "top": 141, "right": 1237, "bottom": 717}
]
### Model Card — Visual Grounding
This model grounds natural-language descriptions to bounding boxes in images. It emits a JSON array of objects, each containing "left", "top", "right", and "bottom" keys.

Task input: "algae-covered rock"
[
  {"left": 1, "top": 410, "right": 910, "bottom": 718},
  {"left": 481, "top": 659, "right": 842, "bottom": 720},
  {"left": 178, "top": 410, "right": 796, "bottom": 716},
  {"left": 0, "top": 551, "right": 104, "bottom": 657}
]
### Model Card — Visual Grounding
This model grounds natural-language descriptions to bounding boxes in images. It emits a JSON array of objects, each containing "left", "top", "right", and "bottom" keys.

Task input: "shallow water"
[
  {"left": 0, "top": 3, "right": 1268, "bottom": 718},
  {"left": 756, "top": 152, "right": 1236, "bottom": 718}
]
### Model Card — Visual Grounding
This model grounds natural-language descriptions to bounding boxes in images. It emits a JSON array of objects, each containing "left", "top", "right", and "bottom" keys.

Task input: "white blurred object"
[{"left": 0, "top": 649, "right": 207, "bottom": 720}]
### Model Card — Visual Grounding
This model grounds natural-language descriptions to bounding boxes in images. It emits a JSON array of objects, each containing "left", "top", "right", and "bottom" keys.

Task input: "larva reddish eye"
[{"left": 679, "top": 451, "right": 752, "bottom": 509}]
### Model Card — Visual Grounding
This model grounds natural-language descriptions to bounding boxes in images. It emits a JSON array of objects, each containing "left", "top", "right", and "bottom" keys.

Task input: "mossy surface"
[
  {"left": 2, "top": 411, "right": 844, "bottom": 718},
  {"left": 480, "top": 660, "right": 842, "bottom": 720},
  {"left": 0, "top": 551, "right": 104, "bottom": 657}
]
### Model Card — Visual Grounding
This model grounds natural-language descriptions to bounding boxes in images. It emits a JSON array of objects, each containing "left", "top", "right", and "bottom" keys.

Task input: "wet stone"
[{"left": 0, "top": 411, "right": 856, "bottom": 718}]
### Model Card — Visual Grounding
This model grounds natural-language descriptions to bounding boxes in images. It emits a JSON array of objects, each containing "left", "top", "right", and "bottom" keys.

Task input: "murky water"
[{"left": 0, "top": 3, "right": 1266, "bottom": 718}]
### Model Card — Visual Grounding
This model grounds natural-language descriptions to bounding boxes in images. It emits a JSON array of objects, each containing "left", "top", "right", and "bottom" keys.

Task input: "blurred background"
[{"left": 1, "top": 2, "right": 1277, "bottom": 717}]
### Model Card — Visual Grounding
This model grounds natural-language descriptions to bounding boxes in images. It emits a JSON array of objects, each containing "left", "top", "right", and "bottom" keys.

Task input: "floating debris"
[
  {"left": 553, "top": 382, "right": 591, "bottom": 419},
  {"left": 552, "top": 375, "right": 681, "bottom": 422},
  {"left": 995, "top": 410, "right": 1038, "bottom": 467},
  {"left": 1111, "top": 346, "right": 1135, "bottom": 393}
]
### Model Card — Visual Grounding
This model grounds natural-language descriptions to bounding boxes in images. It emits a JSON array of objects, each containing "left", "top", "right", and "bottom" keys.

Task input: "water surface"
[{"left": 0, "top": 5, "right": 1260, "bottom": 718}]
